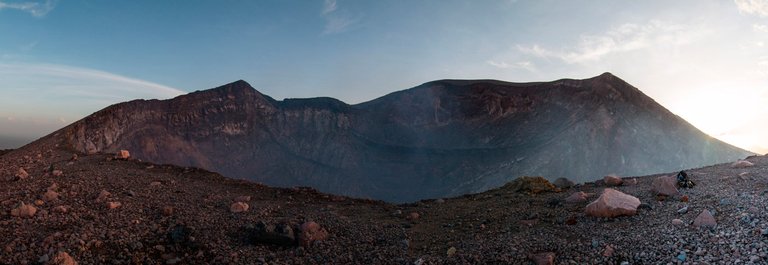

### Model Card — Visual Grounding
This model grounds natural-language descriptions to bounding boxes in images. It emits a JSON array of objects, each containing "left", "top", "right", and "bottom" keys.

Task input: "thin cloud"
[
  {"left": 0, "top": 63, "right": 185, "bottom": 144},
  {"left": 487, "top": 60, "right": 510, "bottom": 68},
  {"left": 322, "top": 0, "right": 337, "bottom": 15},
  {"left": 758, "top": 57, "right": 768, "bottom": 76},
  {"left": 517, "top": 21, "right": 693, "bottom": 64},
  {"left": 754, "top": 24, "right": 768, "bottom": 32},
  {"left": 0, "top": 62, "right": 184, "bottom": 114},
  {"left": 323, "top": 16, "right": 358, "bottom": 35},
  {"left": 0, "top": 63, "right": 184, "bottom": 97},
  {"left": 320, "top": 0, "right": 360, "bottom": 35},
  {"left": 19, "top": 41, "right": 38, "bottom": 51},
  {"left": 486, "top": 60, "right": 536, "bottom": 72},
  {"left": 735, "top": 0, "right": 768, "bottom": 17},
  {"left": 0, "top": 0, "right": 57, "bottom": 17}
]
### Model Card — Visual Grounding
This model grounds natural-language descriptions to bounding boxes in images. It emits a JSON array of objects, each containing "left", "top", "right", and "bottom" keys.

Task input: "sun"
[{"left": 666, "top": 89, "right": 767, "bottom": 154}]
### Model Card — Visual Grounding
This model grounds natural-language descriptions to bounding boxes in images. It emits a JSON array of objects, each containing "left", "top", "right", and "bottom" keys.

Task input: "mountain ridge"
[{"left": 43, "top": 73, "right": 751, "bottom": 202}]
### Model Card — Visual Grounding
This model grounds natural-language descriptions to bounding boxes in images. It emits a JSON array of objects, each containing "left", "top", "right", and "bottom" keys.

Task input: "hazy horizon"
[{"left": 1, "top": 0, "right": 767, "bottom": 153}]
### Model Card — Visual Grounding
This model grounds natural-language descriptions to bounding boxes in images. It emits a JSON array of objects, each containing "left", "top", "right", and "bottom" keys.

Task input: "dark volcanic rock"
[
  {"left": 253, "top": 221, "right": 296, "bottom": 247},
  {"left": 55, "top": 74, "right": 752, "bottom": 202},
  {"left": 603, "top": 175, "right": 623, "bottom": 186},
  {"left": 168, "top": 225, "right": 192, "bottom": 245},
  {"left": 553, "top": 177, "right": 575, "bottom": 189}
]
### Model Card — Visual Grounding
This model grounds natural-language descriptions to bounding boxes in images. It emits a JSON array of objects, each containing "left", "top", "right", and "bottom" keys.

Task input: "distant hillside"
[
  {"left": 0, "top": 135, "right": 31, "bottom": 149},
  {"left": 49, "top": 73, "right": 752, "bottom": 202},
  {"left": 0, "top": 149, "right": 12, "bottom": 156}
]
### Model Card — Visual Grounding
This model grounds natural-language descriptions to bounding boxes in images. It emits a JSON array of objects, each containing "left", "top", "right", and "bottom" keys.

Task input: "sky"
[{"left": 0, "top": 0, "right": 766, "bottom": 153}]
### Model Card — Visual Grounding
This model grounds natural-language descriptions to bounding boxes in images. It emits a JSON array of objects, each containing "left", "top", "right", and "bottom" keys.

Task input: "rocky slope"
[
  {"left": 54, "top": 73, "right": 751, "bottom": 202},
  {"left": 0, "top": 131, "right": 765, "bottom": 264},
  {"left": 0, "top": 149, "right": 12, "bottom": 156}
]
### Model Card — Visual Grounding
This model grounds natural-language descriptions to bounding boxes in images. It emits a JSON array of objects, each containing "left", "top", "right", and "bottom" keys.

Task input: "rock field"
[{"left": 1, "top": 138, "right": 766, "bottom": 264}]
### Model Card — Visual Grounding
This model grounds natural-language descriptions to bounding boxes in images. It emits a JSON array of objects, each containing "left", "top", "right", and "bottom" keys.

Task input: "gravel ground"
[{"left": 1, "top": 137, "right": 765, "bottom": 264}]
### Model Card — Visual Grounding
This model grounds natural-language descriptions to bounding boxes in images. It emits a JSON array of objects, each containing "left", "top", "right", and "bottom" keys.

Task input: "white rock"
[{"left": 731, "top": 160, "right": 754, "bottom": 168}]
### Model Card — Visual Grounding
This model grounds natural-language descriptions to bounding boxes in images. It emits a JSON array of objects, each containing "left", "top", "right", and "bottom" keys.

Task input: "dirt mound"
[{"left": 504, "top": 176, "right": 560, "bottom": 194}]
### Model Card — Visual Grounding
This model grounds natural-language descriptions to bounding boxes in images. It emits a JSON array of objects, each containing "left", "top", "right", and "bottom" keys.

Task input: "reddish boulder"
[
  {"left": 96, "top": 190, "right": 111, "bottom": 202},
  {"left": 565, "top": 192, "right": 589, "bottom": 203},
  {"left": 116, "top": 150, "right": 131, "bottom": 159},
  {"left": 602, "top": 245, "right": 615, "bottom": 257},
  {"left": 162, "top": 206, "right": 174, "bottom": 216},
  {"left": 298, "top": 221, "right": 329, "bottom": 247},
  {"left": 53, "top": 205, "right": 69, "bottom": 213},
  {"left": 52, "top": 170, "right": 63, "bottom": 177},
  {"left": 408, "top": 212, "right": 420, "bottom": 220},
  {"left": 43, "top": 190, "right": 60, "bottom": 202},
  {"left": 16, "top": 167, "right": 29, "bottom": 180},
  {"left": 529, "top": 252, "right": 555, "bottom": 265},
  {"left": 230, "top": 202, "right": 249, "bottom": 213},
  {"left": 693, "top": 210, "right": 716, "bottom": 228},
  {"left": 585, "top": 188, "right": 641, "bottom": 218},
  {"left": 106, "top": 202, "right": 122, "bottom": 209},
  {"left": 603, "top": 175, "right": 623, "bottom": 186},
  {"left": 651, "top": 175, "right": 679, "bottom": 196},
  {"left": 48, "top": 251, "right": 77, "bottom": 265},
  {"left": 10, "top": 202, "right": 37, "bottom": 218}
]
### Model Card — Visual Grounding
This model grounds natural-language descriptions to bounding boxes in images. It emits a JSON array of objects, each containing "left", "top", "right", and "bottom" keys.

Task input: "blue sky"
[{"left": 0, "top": 0, "right": 767, "bottom": 153}]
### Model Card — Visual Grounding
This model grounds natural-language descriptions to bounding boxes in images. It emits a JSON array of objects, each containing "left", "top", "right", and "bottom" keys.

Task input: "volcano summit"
[{"left": 54, "top": 73, "right": 750, "bottom": 202}]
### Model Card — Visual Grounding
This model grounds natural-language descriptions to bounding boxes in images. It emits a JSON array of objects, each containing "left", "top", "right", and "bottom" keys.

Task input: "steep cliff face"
[{"left": 55, "top": 73, "right": 752, "bottom": 202}]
